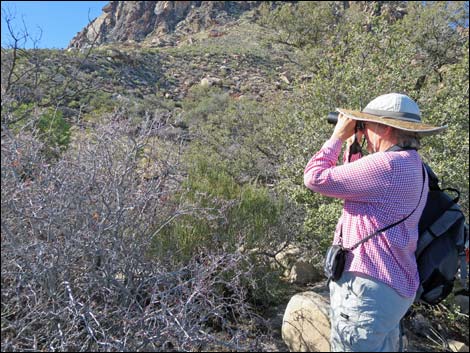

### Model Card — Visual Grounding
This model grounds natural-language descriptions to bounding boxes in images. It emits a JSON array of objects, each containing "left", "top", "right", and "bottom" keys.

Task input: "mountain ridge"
[{"left": 68, "top": 1, "right": 262, "bottom": 49}]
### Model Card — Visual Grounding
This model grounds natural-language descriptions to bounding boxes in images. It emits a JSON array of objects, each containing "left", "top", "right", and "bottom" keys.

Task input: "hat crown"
[
  {"left": 337, "top": 92, "right": 447, "bottom": 136},
  {"left": 364, "top": 93, "right": 421, "bottom": 122}
]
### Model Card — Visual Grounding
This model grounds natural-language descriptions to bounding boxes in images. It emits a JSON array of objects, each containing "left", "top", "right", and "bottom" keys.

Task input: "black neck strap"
[{"left": 386, "top": 145, "right": 417, "bottom": 152}]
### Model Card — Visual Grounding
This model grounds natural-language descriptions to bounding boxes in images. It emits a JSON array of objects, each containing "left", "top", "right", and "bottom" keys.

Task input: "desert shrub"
[
  {"left": 183, "top": 86, "right": 278, "bottom": 184},
  {"left": 182, "top": 85, "right": 231, "bottom": 124},
  {"left": 4, "top": 103, "right": 71, "bottom": 160},
  {"left": 179, "top": 85, "right": 303, "bottom": 252},
  {"left": 153, "top": 149, "right": 294, "bottom": 303},
  {"left": 151, "top": 87, "right": 301, "bottom": 307},
  {"left": 155, "top": 156, "right": 286, "bottom": 255},
  {"left": 36, "top": 107, "right": 71, "bottom": 149},
  {"left": 1, "top": 119, "right": 274, "bottom": 351}
]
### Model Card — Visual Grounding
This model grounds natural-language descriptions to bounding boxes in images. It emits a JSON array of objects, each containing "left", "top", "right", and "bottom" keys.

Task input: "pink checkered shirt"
[{"left": 304, "top": 137, "right": 428, "bottom": 298}]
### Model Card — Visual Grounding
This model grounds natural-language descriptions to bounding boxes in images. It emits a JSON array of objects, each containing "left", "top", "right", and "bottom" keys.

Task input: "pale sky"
[{"left": 1, "top": 1, "right": 108, "bottom": 49}]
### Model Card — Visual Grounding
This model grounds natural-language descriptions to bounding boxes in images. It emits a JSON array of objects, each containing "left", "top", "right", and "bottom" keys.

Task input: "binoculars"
[
  {"left": 326, "top": 111, "right": 365, "bottom": 131},
  {"left": 327, "top": 112, "right": 340, "bottom": 125},
  {"left": 326, "top": 111, "right": 364, "bottom": 155}
]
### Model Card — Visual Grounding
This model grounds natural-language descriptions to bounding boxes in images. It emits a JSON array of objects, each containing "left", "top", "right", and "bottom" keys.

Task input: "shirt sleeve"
[{"left": 304, "top": 137, "right": 392, "bottom": 202}]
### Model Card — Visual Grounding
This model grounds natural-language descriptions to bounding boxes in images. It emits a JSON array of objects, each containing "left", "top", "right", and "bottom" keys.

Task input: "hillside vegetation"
[{"left": 1, "top": 2, "right": 468, "bottom": 351}]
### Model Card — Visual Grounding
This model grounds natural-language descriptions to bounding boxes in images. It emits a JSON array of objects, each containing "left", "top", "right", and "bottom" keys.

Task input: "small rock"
[
  {"left": 448, "top": 339, "right": 469, "bottom": 352},
  {"left": 208, "top": 29, "right": 225, "bottom": 38},
  {"left": 454, "top": 294, "right": 469, "bottom": 314},
  {"left": 275, "top": 245, "right": 301, "bottom": 270},
  {"left": 200, "top": 78, "right": 210, "bottom": 87},
  {"left": 279, "top": 74, "right": 290, "bottom": 84},
  {"left": 200, "top": 77, "right": 221, "bottom": 87},
  {"left": 410, "top": 313, "right": 432, "bottom": 334},
  {"left": 219, "top": 65, "right": 230, "bottom": 75},
  {"left": 280, "top": 70, "right": 292, "bottom": 81}
]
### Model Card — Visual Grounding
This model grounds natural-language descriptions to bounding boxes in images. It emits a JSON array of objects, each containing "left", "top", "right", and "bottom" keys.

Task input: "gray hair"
[{"left": 394, "top": 130, "right": 421, "bottom": 150}]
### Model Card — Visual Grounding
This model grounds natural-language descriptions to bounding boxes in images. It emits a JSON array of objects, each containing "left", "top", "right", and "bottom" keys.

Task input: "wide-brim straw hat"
[{"left": 337, "top": 93, "right": 447, "bottom": 136}]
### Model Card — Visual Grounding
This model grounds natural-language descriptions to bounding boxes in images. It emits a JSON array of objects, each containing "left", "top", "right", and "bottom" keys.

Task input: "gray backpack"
[{"left": 415, "top": 164, "right": 469, "bottom": 305}]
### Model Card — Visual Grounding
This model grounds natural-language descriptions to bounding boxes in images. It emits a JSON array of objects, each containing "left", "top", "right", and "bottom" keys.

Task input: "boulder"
[
  {"left": 282, "top": 291, "right": 330, "bottom": 352},
  {"left": 200, "top": 76, "right": 222, "bottom": 87},
  {"left": 275, "top": 244, "right": 301, "bottom": 270},
  {"left": 448, "top": 340, "right": 469, "bottom": 352},
  {"left": 288, "top": 260, "right": 320, "bottom": 285}
]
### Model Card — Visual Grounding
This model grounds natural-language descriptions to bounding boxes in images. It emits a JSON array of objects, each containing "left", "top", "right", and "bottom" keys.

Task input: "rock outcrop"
[
  {"left": 282, "top": 291, "right": 330, "bottom": 352},
  {"left": 69, "top": 1, "right": 260, "bottom": 49}
]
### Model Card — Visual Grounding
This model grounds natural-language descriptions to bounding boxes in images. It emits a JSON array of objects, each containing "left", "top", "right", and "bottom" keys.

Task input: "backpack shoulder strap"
[{"left": 423, "top": 163, "right": 440, "bottom": 191}]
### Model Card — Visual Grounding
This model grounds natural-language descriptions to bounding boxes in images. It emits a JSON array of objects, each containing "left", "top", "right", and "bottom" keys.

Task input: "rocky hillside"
[
  {"left": 69, "top": 1, "right": 261, "bottom": 49},
  {"left": 66, "top": 1, "right": 294, "bottom": 108},
  {"left": 2, "top": 2, "right": 468, "bottom": 352}
]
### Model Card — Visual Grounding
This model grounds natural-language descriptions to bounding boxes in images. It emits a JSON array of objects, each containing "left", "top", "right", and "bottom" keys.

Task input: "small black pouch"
[{"left": 324, "top": 245, "right": 348, "bottom": 282}]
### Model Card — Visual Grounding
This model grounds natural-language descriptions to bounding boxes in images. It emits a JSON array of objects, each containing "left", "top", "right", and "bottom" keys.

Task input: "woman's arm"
[{"left": 304, "top": 137, "right": 391, "bottom": 202}]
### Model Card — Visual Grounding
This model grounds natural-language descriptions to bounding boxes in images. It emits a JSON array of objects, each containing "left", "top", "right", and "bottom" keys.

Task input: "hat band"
[{"left": 362, "top": 108, "right": 421, "bottom": 122}]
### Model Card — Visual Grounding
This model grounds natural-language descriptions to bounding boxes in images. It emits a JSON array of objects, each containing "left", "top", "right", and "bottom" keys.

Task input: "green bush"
[
  {"left": 153, "top": 153, "right": 285, "bottom": 260},
  {"left": 6, "top": 103, "right": 71, "bottom": 152},
  {"left": 36, "top": 108, "right": 71, "bottom": 150},
  {"left": 182, "top": 85, "right": 230, "bottom": 125}
]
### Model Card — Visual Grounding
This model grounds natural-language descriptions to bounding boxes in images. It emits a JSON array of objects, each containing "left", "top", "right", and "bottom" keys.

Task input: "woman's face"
[{"left": 364, "top": 122, "right": 388, "bottom": 153}]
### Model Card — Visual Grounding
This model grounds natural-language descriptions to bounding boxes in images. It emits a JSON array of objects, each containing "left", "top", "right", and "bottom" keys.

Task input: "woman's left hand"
[{"left": 332, "top": 113, "right": 357, "bottom": 142}]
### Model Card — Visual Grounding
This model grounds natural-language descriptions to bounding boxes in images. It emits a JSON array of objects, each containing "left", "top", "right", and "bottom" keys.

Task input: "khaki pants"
[{"left": 329, "top": 272, "right": 414, "bottom": 352}]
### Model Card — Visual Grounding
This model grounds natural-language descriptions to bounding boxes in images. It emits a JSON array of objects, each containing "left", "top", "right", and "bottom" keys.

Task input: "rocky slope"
[{"left": 69, "top": 1, "right": 261, "bottom": 49}]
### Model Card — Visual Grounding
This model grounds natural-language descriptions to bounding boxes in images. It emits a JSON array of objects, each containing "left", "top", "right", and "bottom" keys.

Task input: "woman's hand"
[{"left": 332, "top": 113, "right": 357, "bottom": 142}]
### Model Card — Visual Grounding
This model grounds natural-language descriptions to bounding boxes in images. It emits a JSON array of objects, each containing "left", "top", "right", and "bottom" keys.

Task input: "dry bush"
[{"left": 1, "top": 119, "right": 271, "bottom": 351}]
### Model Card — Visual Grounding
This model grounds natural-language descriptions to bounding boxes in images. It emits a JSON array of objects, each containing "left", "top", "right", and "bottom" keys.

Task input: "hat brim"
[{"left": 337, "top": 109, "right": 447, "bottom": 136}]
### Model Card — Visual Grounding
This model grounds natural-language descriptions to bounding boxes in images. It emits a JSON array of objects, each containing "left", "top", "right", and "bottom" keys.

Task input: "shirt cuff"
[{"left": 322, "top": 136, "right": 343, "bottom": 151}]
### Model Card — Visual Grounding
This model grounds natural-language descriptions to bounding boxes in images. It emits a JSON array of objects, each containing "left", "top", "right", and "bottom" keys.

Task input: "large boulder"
[
  {"left": 288, "top": 260, "right": 320, "bottom": 285},
  {"left": 282, "top": 291, "right": 330, "bottom": 352},
  {"left": 274, "top": 245, "right": 322, "bottom": 285}
]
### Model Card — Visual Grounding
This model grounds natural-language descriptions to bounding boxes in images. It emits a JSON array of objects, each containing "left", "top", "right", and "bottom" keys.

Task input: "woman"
[{"left": 303, "top": 93, "right": 446, "bottom": 352}]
